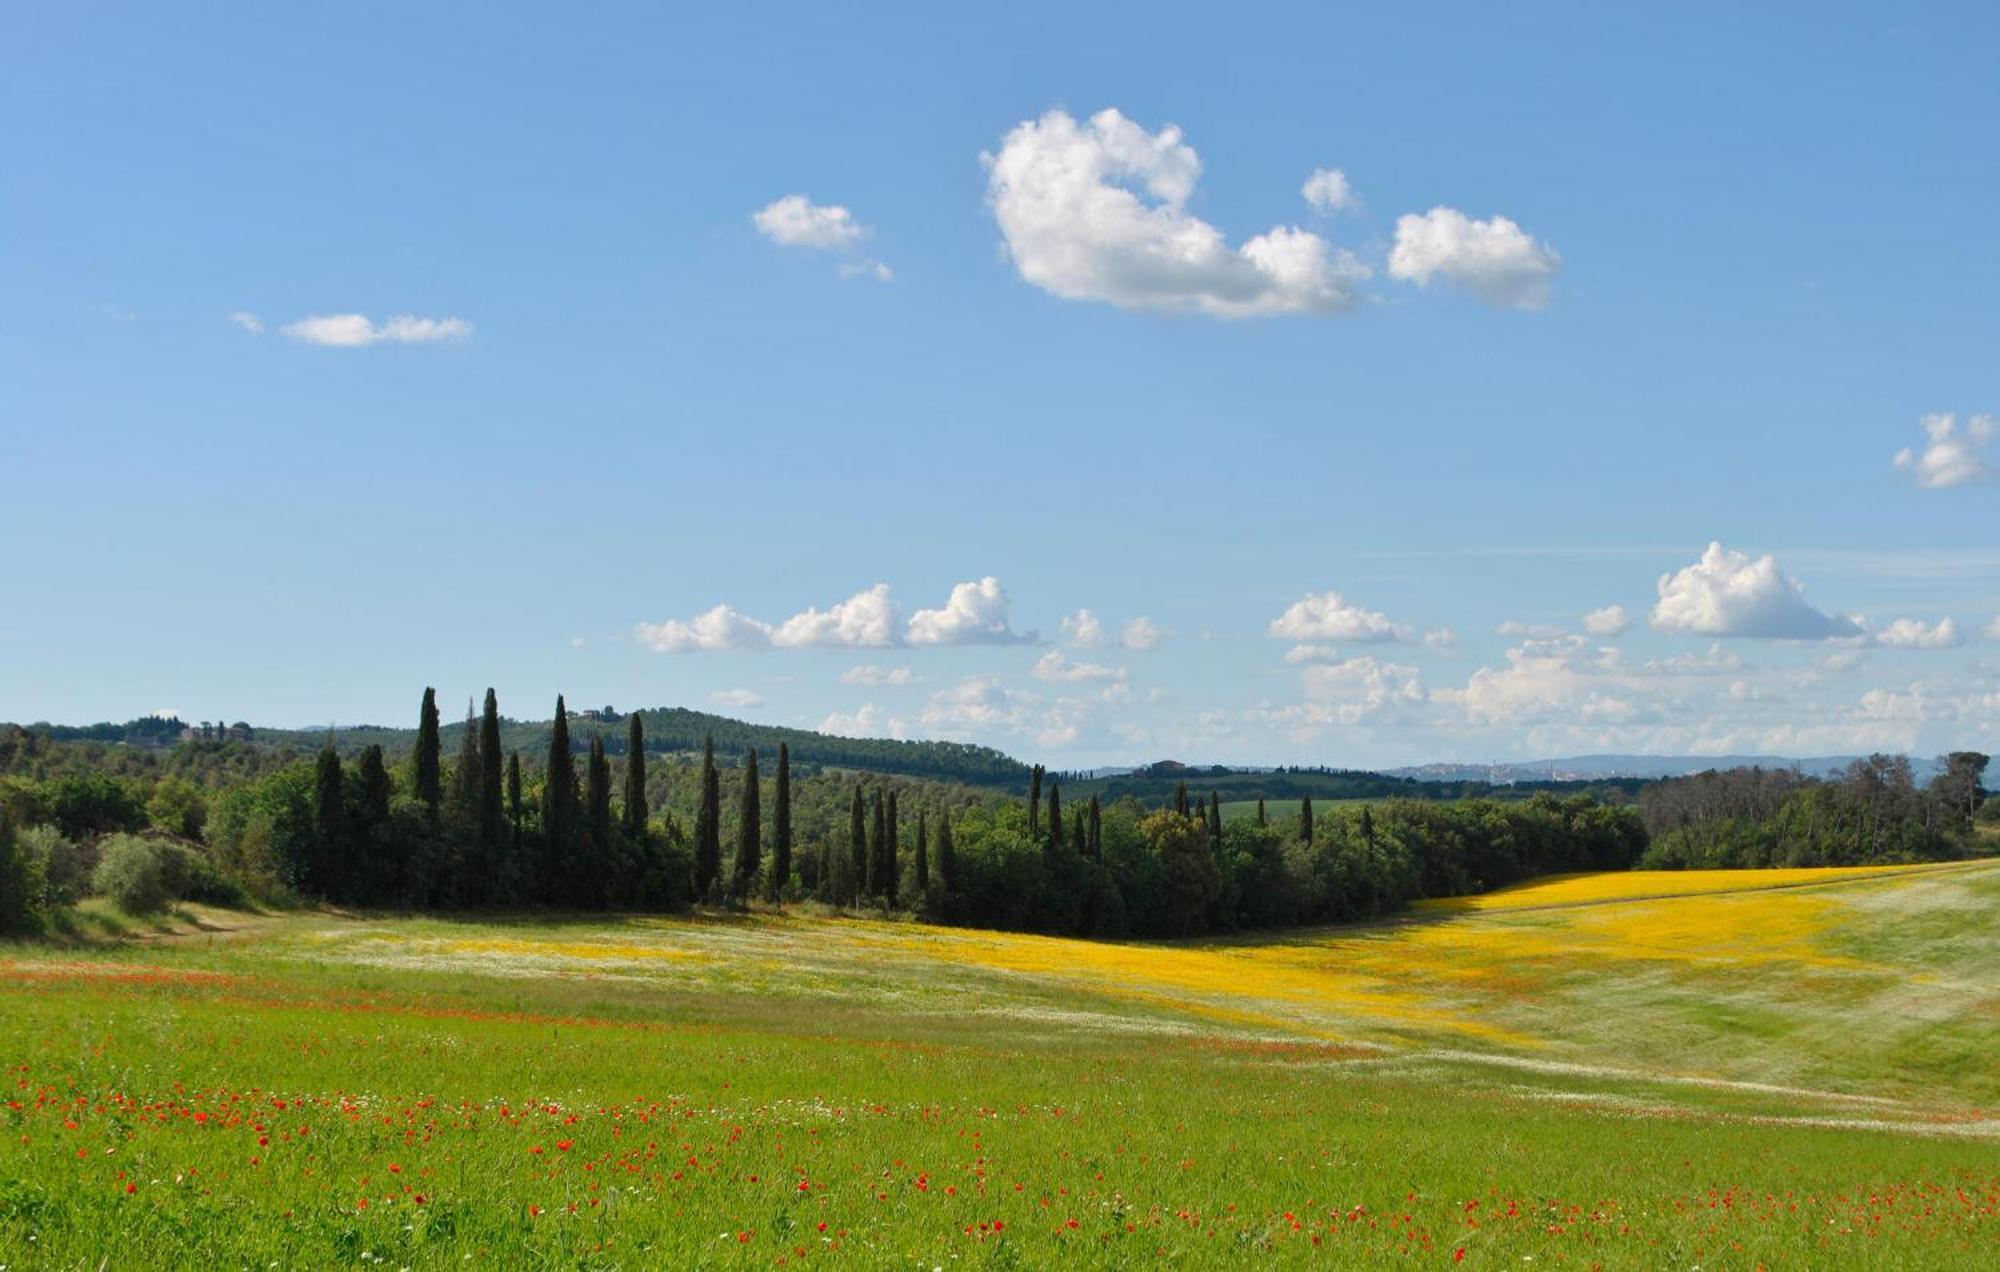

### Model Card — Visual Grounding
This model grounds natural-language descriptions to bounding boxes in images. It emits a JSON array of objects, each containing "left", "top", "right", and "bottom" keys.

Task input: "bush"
[
  {"left": 92, "top": 835, "right": 171, "bottom": 915},
  {"left": 20, "top": 825, "right": 86, "bottom": 905},
  {"left": 0, "top": 817, "right": 46, "bottom": 936},
  {"left": 156, "top": 842, "right": 249, "bottom": 907}
]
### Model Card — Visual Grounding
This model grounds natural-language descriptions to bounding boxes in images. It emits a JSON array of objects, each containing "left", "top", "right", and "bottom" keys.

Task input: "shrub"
[
  {"left": 20, "top": 825, "right": 86, "bottom": 905},
  {"left": 156, "top": 842, "right": 249, "bottom": 907},
  {"left": 0, "top": 817, "right": 46, "bottom": 936},
  {"left": 93, "top": 835, "right": 171, "bottom": 915}
]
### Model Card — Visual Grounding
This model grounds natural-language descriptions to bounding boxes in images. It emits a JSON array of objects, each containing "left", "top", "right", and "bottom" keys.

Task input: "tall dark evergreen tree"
[
  {"left": 733, "top": 748, "right": 762, "bottom": 897},
  {"left": 451, "top": 698, "right": 480, "bottom": 819},
  {"left": 505, "top": 750, "right": 524, "bottom": 886},
  {"left": 848, "top": 786, "right": 867, "bottom": 900},
  {"left": 414, "top": 687, "right": 442, "bottom": 818},
  {"left": 769, "top": 743, "right": 792, "bottom": 902},
  {"left": 868, "top": 789, "right": 887, "bottom": 899},
  {"left": 914, "top": 808, "right": 929, "bottom": 892},
  {"left": 1047, "top": 784, "right": 1064, "bottom": 855},
  {"left": 1088, "top": 795, "right": 1102, "bottom": 859},
  {"left": 884, "top": 789, "right": 899, "bottom": 907},
  {"left": 585, "top": 735, "right": 613, "bottom": 905},
  {"left": 622, "top": 714, "right": 648, "bottom": 838},
  {"left": 936, "top": 813, "right": 956, "bottom": 894},
  {"left": 693, "top": 735, "right": 721, "bottom": 898},
  {"left": 356, "top": 743, "right": 392, "bottom": 898},
  {"left": 0, "top": 814, "right": 37, "bottom": 937},
  {"left": 1300, "top": 795, "right": 1315, "bottom": 846},
  {"left": 313, "top": 740, "right": 344, "bottom": 897},
  {"left": 1360, "top": 804, "right": 1376, "bottom": 852},
  {"left": 1174, "top": 782, "right": 1190, "bottom": 817},
  {"left": 1207, "top": 791, "right": 1222, "bottom": 848},
  {"left": 478, "top": 689, "right": 504, "bottom": 861},
  {"left": 357, "top": 744, "right": 392, "bottom": 828},
  {"left": 542, "top": 697, "right": 578, "bottom": 899},
  {"left": 1256, "top": 798, "right": 1267, "bottom": 828},
  {"left": 1028, "top": 765, "right": 1044, "bottom": 839},
  {"left": 1072, "top": 808, "right": 1087, "bottom": 857}
]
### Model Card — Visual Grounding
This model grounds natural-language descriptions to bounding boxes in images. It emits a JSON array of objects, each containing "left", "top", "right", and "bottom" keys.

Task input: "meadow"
[{"left": 2, "top": 859, "right": 1996, "bottom": 1267}]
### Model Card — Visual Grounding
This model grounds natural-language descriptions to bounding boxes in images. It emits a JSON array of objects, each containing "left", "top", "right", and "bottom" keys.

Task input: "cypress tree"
[
  {"left": 543, "top": 697, "right": 577, "bottom": 898},
  {"left": 914, "top": 808, "right": 929, "bottom": 892},
  {"left": 478, "top": 689, "right": 504, "bottom": 862},
  {"left": 1174, "top": 781, "right": 1190, "bottom": 817},
  {"left": 1048, "top": 784, "right": 1064, "bottom": 855},
  {"left": 585, "top": 735, "right": 613, "bottom": 905},
  {"left": 0, "top": 813, "right": 39, "bottom": 936},
  {"left": 768, "top": 743, "right": 791, "bottom": 902},
  {"left": 1028, "top": 765, "right": 1043, "bottom": 839},
  {"left": 1208, "top": 791, "right": 1222, "bottom": 848},
  {"left": 506, "top": 750, "right": 524, "bottom": 881},
  {"left": 1300, "top": 795, "right": 1315, "bottom": 846},
  {"left": 414, "top": 687, "right": 442, "bottom": 817},
  {"left": 868, "top": 789, "right": 886, "bottom": 899},
  {"left": 733, "top": 749, "right": 761, "bottom": 897},
  {"left": 936, "top": 814, "right": 956, "bottom": 893},
  {"left": 622, "top": 713, "right": 648, "bottom": 838},
  {"left": 848, "top": 786, "right": 867, "bottom": 902},
  {"left": 1256, "top": 798, "right": 1267, "bottom": 828},
  {"left": 313, "top": 740, "right": 344, "bottom": 898},
  {"left": 1361, "top": 804, "right": 1376, "bottom": 852},
  {"left": 357, "top": 744, "right": 392, "bottom": 828},
  {"left": 1088, "top": 795, "right": 1102, "bottom": 859},
  {"left": 884, "top": 790, "right": 899, "bottom": 908},
  {"left": 452, "top": 698, "right": 480, "bottom": 818},
  {"left": 693, "top": 735, "right": 721, "bottom": 898},
  {"left": 1072, "top": 808, "right": 1086, "bottom": 857}
]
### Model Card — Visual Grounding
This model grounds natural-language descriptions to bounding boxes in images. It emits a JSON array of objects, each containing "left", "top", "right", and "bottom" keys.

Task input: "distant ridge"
[{"left": 1383, "top": 754, "right": 1946, "bottom": 783}]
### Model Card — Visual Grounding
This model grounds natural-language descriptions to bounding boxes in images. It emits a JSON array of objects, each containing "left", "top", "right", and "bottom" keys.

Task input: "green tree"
[
  {"left": 868, "top": 789, "right": 887, "bottom": 900},
  {"left": 505, "top": 750, "right": 524, "bottom": 891},
  {"left": 1047, "top": 783, "right": 1064, "bottom": 856},
  {"left": 936, "top": 812, "right": 956, "bottom": 895},
  {"left": 0, "top": 813, "right": 45, "bottom": 935},
  {"left": 848, "top": 786, "right": 867, "bottom": 901},
  {"left": 1088, "top": 795, "right": 1102, "bottom": 859},
  {"left": 1028, "top": 765, "right": 1043, "bottom": 839},
  {"left": 1256, "top": 797, "right": 1267, "bottom": 828},
  {"left": 915, "top": 808, "right": 930, "bottom": 892},
  {"left": 1146, "top": 809, "right": 1221, "bottom": 936},
  {"left": 733, "top": 748, "right": 762, "bottom": 898},
  {"left": 885, "top": 789, "right": 899, "bottom": 907},
  {"left": 542, "top": 697, "right": 578, "bottom": 901},
  {"left": 312, "top": 740, "right": 344, "bottom": 898},
  {"left": 768, "top": 743, "right": 792, "bottom": 901},
  {"left": 1300, "top": 795, "right": 1315, "bottom": 845},
  {"left": 585, "top": 735, "right": 613, "bottom": 906},
  {"left": 146, "top": 776, "right": 208, "bottom": 841},
  {"left": 622, "top": 714, "right": 649, "bottom": 838},
  {"left": 478, "top": 689, "right": 505, "bottom": 864},
  {"left": 693, "top": 735, "right": 722, "bottom": 898},
  {"left": 413, "top": 687, "right": 442, "bottom": 817}
]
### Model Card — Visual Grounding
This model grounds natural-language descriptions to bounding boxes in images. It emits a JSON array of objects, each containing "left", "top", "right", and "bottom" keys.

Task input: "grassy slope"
[{"left": 2, "top": 861, "right": 1996, "bottom": 1266}]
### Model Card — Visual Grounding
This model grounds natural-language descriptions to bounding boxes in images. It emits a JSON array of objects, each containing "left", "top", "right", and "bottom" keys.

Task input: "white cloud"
[
  {"left": 1582, "top": 604, "right": 1631, "bottom": 637},
  {"left": 840, "top": 664, "right": 918, "bottom": 686},
  {"left": 1031, "top": 650, "right": 1127, "bottom": 684},
  {"left": 228, "top": 311, "right": 264, "bottom": 335},
  {"left": 754, "top": 194, "right": 891, "bottom": 282},
  {"left": 1301, "top": 167, "right": 1354, "bottom": 212},
  {"left": 281, "top": 313, "right": 471, "bottom": 347},
  {"left": 771, "top": 583, "right": 899, "bottom": 649},
  {"left": 752, "top": 194, "right": 869, "bottom": 251},
  {"left": 1986, "top": 616, "right": 2000, "bottom": 641},
  {"left": 707, "top": 688, "right": 764, "bottom": 710},
  {"left": 1270, "top": 590, "right": 1406, "bottom": 642},
  {"left": 1496, "top": 619, "right": 1566, "bottom": 639},
  {"left": 1301, "top": 656, "right": 1424, "bottom": 722},
  {"left": 634, "top": 604, "right": 773, "bottom": 653},
  {"left": 818, "top": 703, "right": 908, "bottom": 741},
  {"left": 1872, "top": 617, "right": 1963, "bottom": 650},
  {"left": 1893, "top": 412, "right": 1996, "bottom": 489},
  {"left": 1061, "top": 608, "right": 1105, "bottom": 646},
  {"left": 1387, "top": 206, "right": 1561, "bottom": 309},
  {"left": 1641, "top": 643, "right": 1743, "bottom": 677},
  {"left": 1649, "top": 542, "right": 1860, "bottom": 640},
  {"left": 906, "top": 576, "right": 1033, "bottom": 646},
  {"left": 1122, "top": 616, "right": 1166, "bottom": 651},
  {"left": 984, "top": 108, "right": 1368, "bottom": 318},
  {"left": 920, "top": 675, "right": 1028, "bottom": 730},
  {"left": 1434, "top": 635, "right": 1633, "bottom": 725},
  {"left": 1284, "top": 643, "right": 1346, "bottom": 664}
]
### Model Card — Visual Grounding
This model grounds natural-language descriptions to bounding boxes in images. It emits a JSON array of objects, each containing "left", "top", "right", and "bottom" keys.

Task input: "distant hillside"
[
  {"left": 1387, "top": 754, "right": 1947, "bottom": 783},
  {"left": 1060, "top": 762, "right": 1649, "bottom": 806},
  {"left": 17, "top": 706, "right": 1031, "bottom": 788}
]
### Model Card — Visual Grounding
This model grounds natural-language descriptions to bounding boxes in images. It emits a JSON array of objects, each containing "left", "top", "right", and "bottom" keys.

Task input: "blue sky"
[{"left": 3, "top": 2, "right": 1997, "bottom": 766}]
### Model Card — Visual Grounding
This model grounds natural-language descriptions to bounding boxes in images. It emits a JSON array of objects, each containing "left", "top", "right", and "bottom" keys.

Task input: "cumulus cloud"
[
  {"left": 707, "top": 688, "right": 764, "bottom": 710},
  {"left": 984, "top": 108, "right": 1369, "bottom": 318},
  {"left": 1301, "top": 656, "right": 1424, "bottom": 722},
  {"left": 1872, "top": 617, "right": 1963, "bottom": 650},
  {"left": 818, "top": 703, "right": 908, "bottom": 740},
  {"left": 920, "top": 676, "right": 1028, "bottom": 731},
  {"left": 281, "top": 313, "right": 471, "bottom": 347},
  {"left": 1284, "top": 643, "right": 1346, "bottom": 664},
  {"left": 1387, "top": 206, "right": 1561, "bottom": 309},
  {"left": 1270, "top": 590, "right": 1407, "bottom": 642},
  {"left": 840, "top": 664, "right": 918, "bottom": 686},
  {"left": 640, "top": 579, "right": 1027, "bottom": 653},
  {"left": 1063, "top": 608, "right": 1164, "bottom": 650},
  {"left": 771, "top": 583, "right": 899, "bottom": 649},
  {"left": 753, "top": 194, "right": 890, "bottom": 280},
  {"left": 1122, "top": 616, "right": 1166, "bottom": 650},
  {"left": 1496, "top": 619, "right": 1566, "bottom": 640},
  {"left": 1582, "top": 604, "right": 1631, "bottom": 637},
  {"left": 1060, "top": 609, "right": 1105, "bottom": 647},
  {"left": 1301, "top": 167, "right": 1354, "bottom": 212},
  {"left": 1031, "top": 650, "right": 1127, "bottom": 684},
  {"left": 1893, "top": 412, "right": 1996, "bottom": 489},
  {"left": 906, "top": 577, "right": 1033, "bottom": 646},
  {"left": 228, "top": 311, "right": 264, "bottom": 335},
  {"left": 1434, "top": 635, "right": 1633, "bottom": 725},
  {"left": 1649, "top": 542, "right": 1860, "bottom": 640}
]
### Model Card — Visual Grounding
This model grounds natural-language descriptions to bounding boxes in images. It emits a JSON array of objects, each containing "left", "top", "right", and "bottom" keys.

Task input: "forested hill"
[
  {"left": 1059, "top": 762, "right": 1649, "bottom": 806},
  {"left": 5, "top": 708, "right": 1029, "bottom": 788}
]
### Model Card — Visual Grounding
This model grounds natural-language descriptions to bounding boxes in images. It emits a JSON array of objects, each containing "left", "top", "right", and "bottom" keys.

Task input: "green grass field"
[{"left": 3, "top": 860, "right": 1997, "bottom": 1267}]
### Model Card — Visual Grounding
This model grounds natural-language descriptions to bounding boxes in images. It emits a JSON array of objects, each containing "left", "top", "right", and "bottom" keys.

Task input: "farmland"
[{"left": 2, "top": 858, "right": 1997, "bottom": 1267}]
